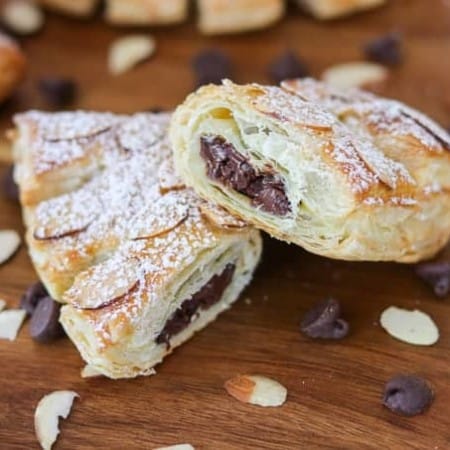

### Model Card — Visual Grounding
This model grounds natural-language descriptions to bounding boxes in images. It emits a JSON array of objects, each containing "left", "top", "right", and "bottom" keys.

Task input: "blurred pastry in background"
[
  {"left": 37, "top": 0, "right": 99, "bottom": 17},
  {"left": 197, "top": 0, "right": 284, "bottom": 35},
  {"left": 0, "top": 34, "right": 26, "bottom": 103},
  {"left": 104, "top": 0, "right": 189, "bottom": 26},
  {"left": 296, "top": 0, "right": 386, "bottom": 20}
]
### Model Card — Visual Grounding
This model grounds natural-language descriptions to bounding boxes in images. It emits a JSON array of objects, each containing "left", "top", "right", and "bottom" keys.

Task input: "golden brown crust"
[
  {"left": 197, "top": 0, "right": 284, "bottom": 35},
  {"left": 13, "top": 110, "right": 262, "bottom": 378},
  {"left": 0, "top": 34, "right": 26, "bottom": 103},
  {"left": 170, "top": 79, "right": 450, "bottom": 262},
  {"left": 296, "top": 0, "right": 386, "bottom": 19},
  {"left": 37, "top": 0, "right": 99, "bottom": 17},
  {"left": 104, "top": 0, "right": 188, "bottom": 25}
]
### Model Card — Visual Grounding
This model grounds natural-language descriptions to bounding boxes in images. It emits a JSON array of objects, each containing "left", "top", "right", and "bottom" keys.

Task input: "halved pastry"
[
  {"left": 295, "top": 0, "right": 386, "bottom": 20},
  {"left": 104, "top": 0, "right": 189, "bottom": 26},
  {"left": 13, "top": 111, "right": 262, "bottom": 378},
  {"left": 197, "top": 0, "right": 284, "bottom": 35},
  {"left": 169, "top": 79, "right": 450, "bottom": 262}
]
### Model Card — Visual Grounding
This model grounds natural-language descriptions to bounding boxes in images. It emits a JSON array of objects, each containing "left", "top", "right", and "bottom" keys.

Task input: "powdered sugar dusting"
[
  {"left": 256, "top": 84, "right": 335, "bottom": 131},
  {"left": 19, "top": 111, "right": 241, "bottom": 346},
  {"left": 15, "top": 111, "right": 124, "bottom": 174},
  {"left": 283, "top": 78, "right": 450, "bottom": 153}
]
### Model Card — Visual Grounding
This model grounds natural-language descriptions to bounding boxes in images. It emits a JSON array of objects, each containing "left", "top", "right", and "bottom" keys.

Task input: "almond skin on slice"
[
  {"left": 0, "top": 229, "right": 21, "bottom": 265},
  {"left": 322, "top": 62, "right": 388, "bottom": 90},
  {"left": 34, "top": 390, "right": 78, "bottom": 450},
  {"left": 380, "top": 306, "right": 439, "bottom": 346},
  {"left": 224, "top": 374, "right": 287, "bottom": 407},
  {"left": 108, "top": 35, "right": 156, "bottom": 75},
  {"left": 0, "top": 309, "right": 26, "bottom": 340}
]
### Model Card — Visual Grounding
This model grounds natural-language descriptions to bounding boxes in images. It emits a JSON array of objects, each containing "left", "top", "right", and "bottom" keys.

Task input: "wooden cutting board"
[{"left": 0, "top": 1, "right": 449, "bottom": 448}]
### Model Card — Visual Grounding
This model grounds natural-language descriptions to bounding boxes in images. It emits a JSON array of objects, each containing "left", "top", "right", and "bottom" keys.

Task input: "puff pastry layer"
[
  {"left": 13, "top": 111, "right": 262, "bottom": 378},
  {"left": 170, "top": 79, "right": 450, "bottom": 262},
  {"left": 296, "top": 0, "right": 386, "bottom": 19},
  {"left": 197, "top": 0, "right": 284, "bottom": 35}
]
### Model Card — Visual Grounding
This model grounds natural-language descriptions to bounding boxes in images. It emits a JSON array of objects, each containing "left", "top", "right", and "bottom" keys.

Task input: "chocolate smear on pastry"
[{"left": 156, "top": 263, "right": 235, "bottom": 346}]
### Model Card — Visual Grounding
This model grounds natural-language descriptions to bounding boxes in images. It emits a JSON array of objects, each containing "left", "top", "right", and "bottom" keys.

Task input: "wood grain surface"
[{"left": 0, "top": 1, "right": 449, "bottom": 449}]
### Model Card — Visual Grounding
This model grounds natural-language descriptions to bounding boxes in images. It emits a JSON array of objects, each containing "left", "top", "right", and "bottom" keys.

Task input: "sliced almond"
[
  {"left": 33, "top": 222, "right": 91, "bottom": 241},
  {"left": 154, "top": 445, "right": 195, "bottom": 450},
  {"left": 2, "top": 1, "right": 44, "bottom": 35},
  {"left": 224, "top": 374, "right": 287, "bottom": 407},
  {"left": 108, "top": 35, "right": 156, "bottom": 76},
  {"left": 380, "top": 306, "right": 439, "bottom": 346},
  {"left": 81, "top": 365, "right": 103, "bottom": 378},
  {"left": 131, "top": 201, "right": 188, "bottom": 240},
  {"left": 67, "top": 256, "right": 140, "bottom": 309},
  {"left": 322, "top": 62, "right": 388, "bottom": 90},
  {"left": 158, "top": 159, "right": 185, "bottom": 194},
  {"left": 0, "top": 309, "right": 26, "bottom": 340},
  {"left": 34, "top": 390, "right": 78, "bottom": 450},
  {"left": 0, "top": 230, "right": 21, "bottom": 265},
  {"left": 0, "top": 299, "right": 6, "bottom": 312},
  {"left": 200, "top": 202, "right": 247, "bottom": 229}
]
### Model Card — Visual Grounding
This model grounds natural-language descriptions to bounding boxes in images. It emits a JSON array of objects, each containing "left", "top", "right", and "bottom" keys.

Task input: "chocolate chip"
[
  {"left": 268, "top": 50, "right": 309, "bottom": 84},
  {"left": 364, "top": 32, "right": 403, "bottom": 66},
  {"left": 2, "top": 165, "right": 19, "bottom": 202},
  {"left": 29, "top": 296, "right": 65, "bottom": 343},
  {"left": 300, "top": 298, "right": 349, "bottom": 339},
  {"left": 38, "top": 77, "right": 77, "bottom": 107},
  {"left": 20, "top": 281, "right": 48, "bottom": 316},
  {"left": 383, "top": 375, "right": 433, "bottom": 416},
  {"left": 192, "top": 49, "right": 232, "bottom": 88},
  {"left": 200, "top": 135, "right": 291, "bottom": 216},
  {"left": 415, "top": 261, "right": 450, "bottom": 298}
]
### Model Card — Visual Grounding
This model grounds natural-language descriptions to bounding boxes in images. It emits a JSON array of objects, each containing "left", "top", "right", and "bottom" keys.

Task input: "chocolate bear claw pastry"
[
  {"left": 13, "top": 111, "right": 262, "bottom": 378},
  {"left": 170, "top": 78, "right": 450, "bottom": 262}
]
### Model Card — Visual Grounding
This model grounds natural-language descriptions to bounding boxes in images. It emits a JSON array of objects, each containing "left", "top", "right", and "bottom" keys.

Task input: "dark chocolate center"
[
  {"left": 200, "top": 135, "right": 291, "bottom": 216},
  {"left": 156, "top": 263, "right": 236, "bottom": 346}
]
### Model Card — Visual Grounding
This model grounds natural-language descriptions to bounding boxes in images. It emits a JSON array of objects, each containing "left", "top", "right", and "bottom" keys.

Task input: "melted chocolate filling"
[
  {"left": 156, "top": 263, "right": 236, "bottom": 346},
  {"left": 200, "top": 135, "right": 291, "bottom": 216}
]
